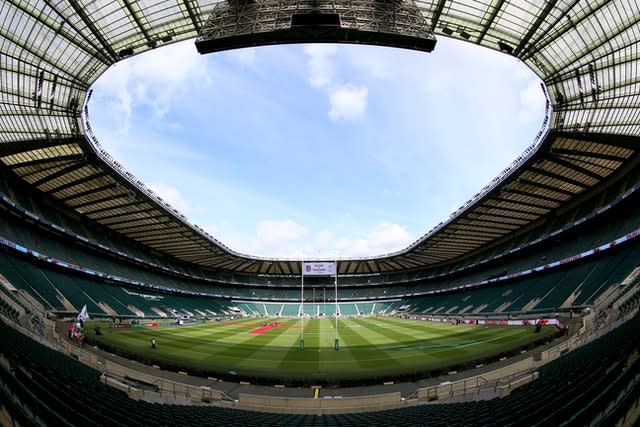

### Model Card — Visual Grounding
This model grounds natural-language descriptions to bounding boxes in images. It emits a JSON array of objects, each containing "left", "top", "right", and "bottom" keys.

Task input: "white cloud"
[
  {"left": 146, "top": 183, "right": 193, "bottom": 215},
  {"left": 303, "top": 44, "right": 337, "bottom": 88},
  {"left": 127, "top": 41, "right": 207, "bottom": 85},
  {"left": 367, "top": 222, "right": 412, "bottom": 253},
  {"left": 237, "top": 219, "right": 412, "bottom": 258},
  {"left": 91, "top": 41, "right": 210, "bottom": 133},
  {"left": 334, "top": 237, "right": 369, "bottom": 257},
  {"left": 328, "top": 84, "right": 368, "bottom": 121},
  {"left": 299, "top": 230, "right": 335, "bottom": 257},
  {"left": 314, "top": 229, "right": 334, "bottom": 248},
  {"left": 253, "top": 219, "right": 309, "bottom": 253},
  {"left": 304, "top": 45, "right": 370, "bottom": 121},
  {"left": 335, "top": 222, "right": 411, "bottom": 257},
  {"left": 199, "top": 222, "right": 251, "bottom": 253}
]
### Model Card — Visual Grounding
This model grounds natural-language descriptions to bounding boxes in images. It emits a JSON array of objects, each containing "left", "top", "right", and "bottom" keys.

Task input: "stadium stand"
[
  {"left": 0, "top": 312, "right": 638, "bottom": 426},
  {"left": 1, "top": 0, "right": 640, "bottom": 425},
  {"left": 2, "top": 178, "right": 640, "bottom": 313},
  {"left": 3, "top": 164, "right": 640, "bottom": 297}
]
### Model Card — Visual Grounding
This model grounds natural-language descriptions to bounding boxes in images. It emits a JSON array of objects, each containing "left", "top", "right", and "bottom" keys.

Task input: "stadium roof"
[{"left": 1, "top": 0, "right": 639, "bottom": 276}]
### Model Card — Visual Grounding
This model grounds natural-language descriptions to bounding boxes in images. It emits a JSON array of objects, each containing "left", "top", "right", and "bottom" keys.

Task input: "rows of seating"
[
  {"left": 3, "top": 196, "right": 640, "bottom": 313},
  {"left": 234, "top": 302, "right": 398, "bottom": 317},
  {"left": 618, "top": 287, "right": 640, "bottom": 317},
  {"left": 1, "top": 169, "right": 640, "bottom": 323},
  {"left": 0, "top": 298, "right": 20, "bottom": 323},
  {"left": 0, "top": 253, "right": 66, "bottom": 311},
  {"left": 406, "top": 238, "right": 640, "bottom": 316},
  {"left": 0, "top": 180, "right": 200, "bottom": 281},
  {"left": 0, "top": 250, "right": 237, "bottom": 319},
  {"left": 2, "top": 166, "right": 640, "bottom": 294},
  {"left": 0, "top": 311, "right": 638, "bottom": 426},
  {"left": 432, "top": 166, "right": 640, "bottom": 280},
  {"left": 1, "top": 225, "right": 637, "bottom": 320}
]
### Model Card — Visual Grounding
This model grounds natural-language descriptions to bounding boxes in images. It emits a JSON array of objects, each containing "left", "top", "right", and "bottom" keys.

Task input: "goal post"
[{"left": 301, "top": 260, "right": 339, "bottom": 350}]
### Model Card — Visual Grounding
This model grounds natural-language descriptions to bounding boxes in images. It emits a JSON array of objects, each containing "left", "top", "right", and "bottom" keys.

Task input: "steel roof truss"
[
  {"left": 31, "top": 160, "right": 86, "bottom": 188},
  {"left": 43, "top": 170, "right": 109, "bottom": 196}
]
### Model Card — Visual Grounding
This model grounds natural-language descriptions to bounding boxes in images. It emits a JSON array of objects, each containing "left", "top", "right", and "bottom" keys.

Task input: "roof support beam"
[
  {"left": 490, "top": 195, "right": 552, "bottom": 211},
  {"left": 0, "top": 138, "right": 81, "bottom": 157},
  {"left": 471, "top": 208, "right": 538, "bottom": 222},
  {"left": 57, "top": 182, "right": 119, "bottom": 202},
  {"left": 126, "top": 228, "right": 190, "bottom": 241},
  {"left": 65, "top": 0, "right": 119, "bottom": 63},
  {"left": 31, "top": 160, "right": 86, "bottom": 188},
  {"left": 546, "top": 156, "right": 606, "bottom": 181},
  {"left": 0, "top": 31, "right": 88, "bottom": 86},
  {"left": 550, "top": 147, "right": 629, "bottom": 163},
  {"left": 72, "top": 192, "right": 131, "bottom": 210},
  {"left": 135, "top": 233, "right": 190, "bottom": 245},
  {"left": 547, "top": 48, "right": 640, "bottom": 85},
  {"left": 528, "top": 165, "right": 591, "bottom": 190},
  {"left": 121, "top": 0, "right": 153, "bottom": 46},
  {"left": 473, "top": 204, "right": 540, "bottom": 219},
  {"left": 520, "top": 0, "right": 596, "bottom": 61},
  {"left": 462, "top": 215, "right": 520, "bottom": 230},
  {"left": 514, "top": 0, "right": 560, "bottom": 56},
  {"left": 113, "top": 220, "right": 174, "bottom": 234},
  {"left": 103, "top": 214, "right": 168, "bottom": 227},
  {"left": 445, "top": 229, "right": 507, "bottom": 240},
  {"left": 476, "top": 0, "right": 507, "bottom": 44},
  {"left": 8, "top": 154, "right": 83, "bottom": 170},
  {"left": 10, "top": 0, "right": 112, "bottom": 66},
  {"left": 556, "top": 132, "right": 632, "bottom": 146},
  {"left": 90, "top": 205, "right": 157, "bottom": 221},
  {"left": 46, "top": 171, "right": 108, "bottom": 196},
  {"left": 502, "top": 187, "right": 564, "bottom": 205},
  {"left": 147, "top": 242, "right": 205, "bottom": 252},
  {"left": 546, "top": 14, "right": 640, "bottom": 81},
  {"left": 517, "top": 177, "right": 576, "bottom": 197},
  {"left": 430, "top": 0, "right": 448, "bottom": 30},
  {"left": 484, "top": 200, "right": 549, "bottom": 216},
  {"left": 83, "top": 200, "right": 140, "bottom": 216},
  {"left": 181, "top": 0, "right": 201, "bottom": 33}
]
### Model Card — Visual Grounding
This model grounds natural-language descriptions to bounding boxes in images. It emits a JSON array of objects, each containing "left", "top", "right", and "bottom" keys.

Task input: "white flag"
[{"left": 77, "top": 304, "right": 89, "bottom": 322}]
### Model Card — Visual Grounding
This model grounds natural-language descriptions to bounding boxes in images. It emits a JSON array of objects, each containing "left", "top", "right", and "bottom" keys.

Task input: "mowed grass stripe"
[
  {"left": 96, "top": 328, "right": 232, "bottom": 368},
  {"left": 215, "top": 319, "right": 301, "bottom": 368},
  {"left": 169, "top": 320, "right": 305, "bottom": 374},
  {"left": 148, "top": 323, "right": 262, "bottom": 350},
  {"left": 102, "top": 321, "right": 294, "bottom": 369},
  {"left": 362, "top": 317, "right": 472, "bottom": 344},
  {"left": 277, "top": 319, "right": 344, "bottom": 372},
  {"left": 378, "top": 317, "right": 486, "bottom": 336},
  {"left": 348, "top": 317, "right": 425, "bottom": 346},
  {"left": 337, "top": 319, "right": 402, "bottom": 369},
  {"left": 314, "top": 319, "right": 365, "bottom": 372},
  {"left": 278, "top": 324, "right": 320, "bottom": 372},
  {"left": 339, "top": 318, "right": 403, "bottom": 348},
  {"left": 143, "top": 325, "right": 251, "bottom": 360},
  {"left": 371, "top": 317, "right": 464, "bottom": 340},
  {"left": 86, "top": 319, "right": 558, "bottom": 382}
]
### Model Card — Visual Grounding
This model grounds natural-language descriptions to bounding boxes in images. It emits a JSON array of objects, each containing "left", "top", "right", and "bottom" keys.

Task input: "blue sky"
[{"left": 89, "top": 37, "right": 546, "bottom": 259}]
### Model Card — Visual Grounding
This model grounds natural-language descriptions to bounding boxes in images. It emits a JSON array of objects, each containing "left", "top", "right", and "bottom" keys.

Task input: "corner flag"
[{"left": 77, "top": 304, "right": 89, "bottom": 322}]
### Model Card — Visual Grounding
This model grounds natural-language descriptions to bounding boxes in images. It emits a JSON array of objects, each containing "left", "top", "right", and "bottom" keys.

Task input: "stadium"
[{"left": 1, "top": 0, "right": 639, "bottom": 425}]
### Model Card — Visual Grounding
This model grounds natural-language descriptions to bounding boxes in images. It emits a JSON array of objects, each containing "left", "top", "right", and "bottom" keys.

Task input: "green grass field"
[{"left": 86, "top": 317, "right": 557, "bottom": 384}]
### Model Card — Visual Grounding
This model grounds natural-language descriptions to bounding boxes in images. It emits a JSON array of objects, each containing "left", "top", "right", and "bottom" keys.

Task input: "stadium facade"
[{"left": 1, "top": 0, "right": 640, "bottom": 425}]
